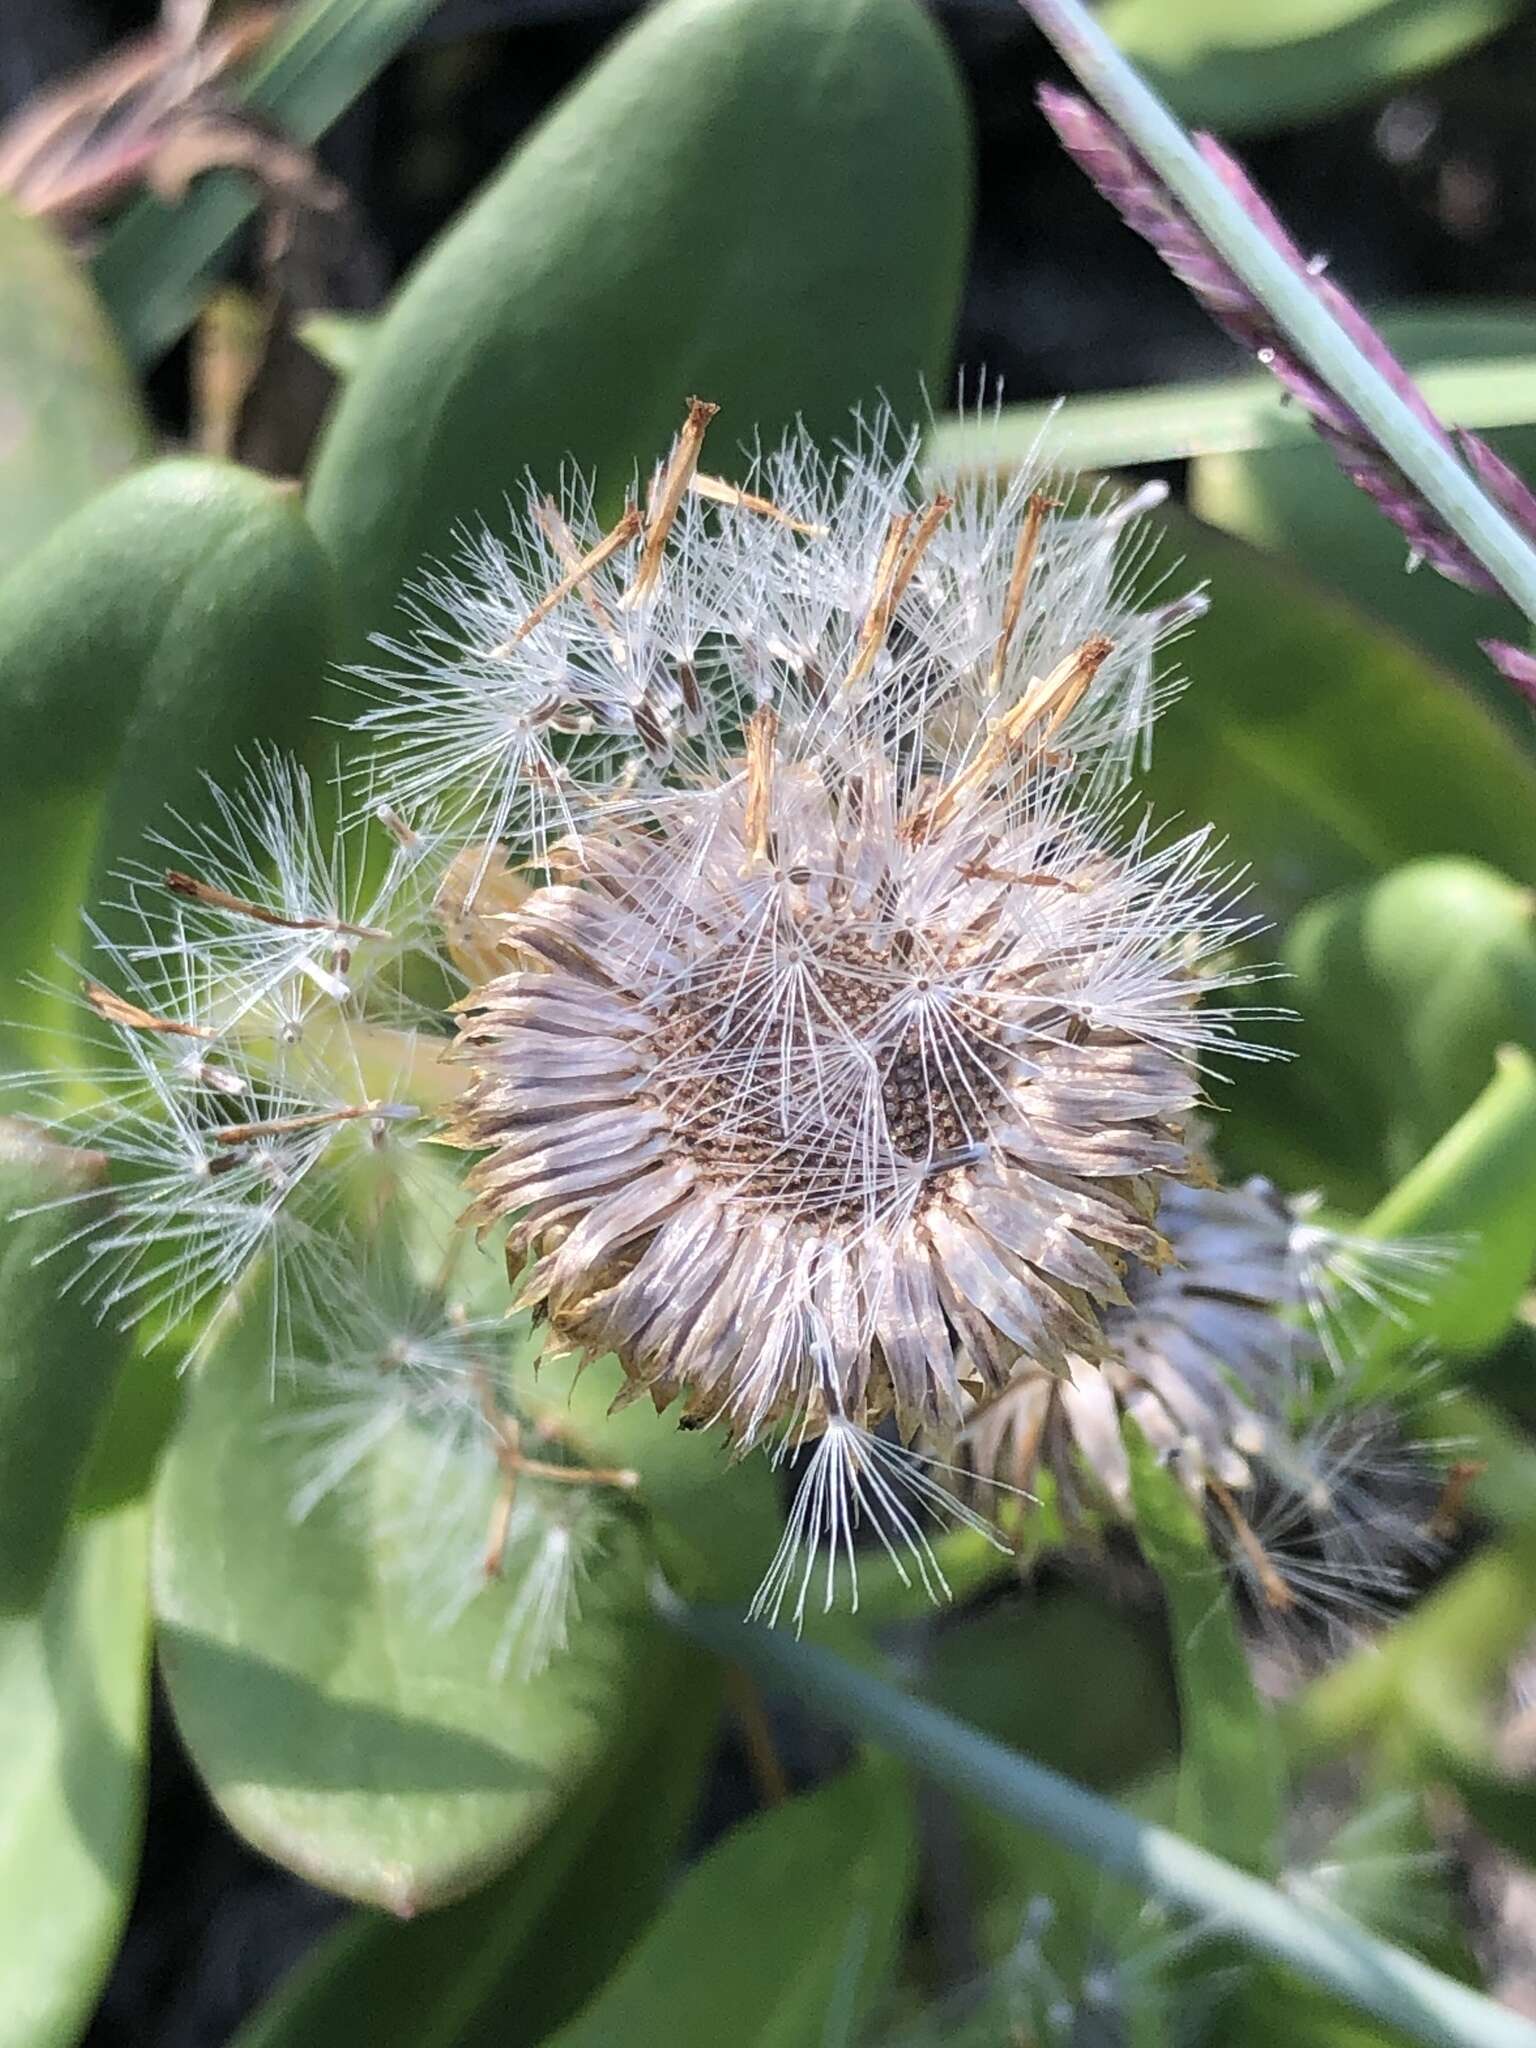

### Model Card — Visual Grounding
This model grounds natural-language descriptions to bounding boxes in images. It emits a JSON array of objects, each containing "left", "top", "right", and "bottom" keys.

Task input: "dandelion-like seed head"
[
  {"left": 8, "top": 785, "right": 442, "bottom": 1361},
  {"left": 965, "top": 1171, "right": 1448, "bottom": 1622},
  {"left": 447, "top": 404, "right": 1246, "bottom": 1491},
  {"left": 118, "top": 749, "right": 442, "bottom": 1044}
]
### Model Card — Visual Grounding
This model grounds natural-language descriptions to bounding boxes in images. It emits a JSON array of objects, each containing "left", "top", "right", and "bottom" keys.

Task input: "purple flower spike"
[
  {"left": 1483, "top": 639, "right": 1536, "bottom": 707},
  {"left": 1037, "top": 83, "right": 1536, "bottom": 674}
]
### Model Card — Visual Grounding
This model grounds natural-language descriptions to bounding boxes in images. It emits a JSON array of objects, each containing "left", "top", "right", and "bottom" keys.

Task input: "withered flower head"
[
  {"left": 965, "top": 1174, "right": 1446, "bottom": 1617},
  {"left": 444, "top": 402, "right": 1249, "bottom": 1488}
]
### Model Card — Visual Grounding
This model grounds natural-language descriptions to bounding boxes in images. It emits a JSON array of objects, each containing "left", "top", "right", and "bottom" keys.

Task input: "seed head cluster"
[
  {"left": 2, "top": 398, "right": 1442, "bottom": 1645},
  {"left": 964, "top": 1173, "right": 1446, "bottom": 1624},
  {"left": 447, "top": 403, "right": 1253, "bottom": 1477}
]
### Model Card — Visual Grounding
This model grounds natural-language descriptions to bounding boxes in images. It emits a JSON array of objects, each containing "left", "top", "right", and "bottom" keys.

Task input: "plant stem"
[
  {"left": 661, "top": 1592, "right": 1536, "bottom": 2048},
  {"left": 1019, "top": 0, "right": 1536, "bottom": 626}
]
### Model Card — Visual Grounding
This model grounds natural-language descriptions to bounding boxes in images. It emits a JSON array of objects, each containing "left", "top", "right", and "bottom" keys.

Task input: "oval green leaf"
[
  {"left": 0, "top": 1124, "right": 129, "bottom": 1611},
  {"left": 543, "top": 1761, "right": 915, "bottom": 2048},
  {"left": 0, "top": 197, "right": 148, "bottom": 579},
  {"left": 1283, "top": 858, "right": 1536, "bottom": 1191},
  {"left": 152, "top": 1268, "right": 666, "bottom": 1912},
  {"left": 1142, "top": 507, "right": 1536, "bottom": 922},
  {"left": 0, "top": 1500, "right": 149, "bottom": 2048},
  {"left": 81, "top": 475, "right": 337, "bottom": 946},
  {"left": 0, "top": 459, "right": 336, "bottom": 1064},
  {"left": 234, "top": 1653, "right": 719, "bottom": 2048},
  {"left": 305, "top": 0, "right": 971, "bottom": 655},
  {"left": 518, "top": 1349, "right": 783, "bottom": 1611},
  {"left": 1101, "top": 0, "right": 1519, "bottom": 135}
]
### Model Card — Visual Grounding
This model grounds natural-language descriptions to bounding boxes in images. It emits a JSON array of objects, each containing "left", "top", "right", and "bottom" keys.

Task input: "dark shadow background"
[{"left": 4, "top": 1, "right": 1534, "bottom": 2039}]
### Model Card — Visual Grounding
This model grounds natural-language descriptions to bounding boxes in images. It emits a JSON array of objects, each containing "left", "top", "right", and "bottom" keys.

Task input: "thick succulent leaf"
[
  {"left": 1191, "top": 307, "right": 1536, "bottom": 714},
  {"left": 82, "top": 483, "right": 337, "bottom": 951},
  {"left": 1126, "top": 1423, "right": 1284, "bottom": 1874},
  {"left": 1360, "top": 1045, "right": 1536, "bottom": 1358},
  {"left": 0, "top": 1127, "right": 129, "bottom": 1611},
  {"left": 541, "top": 1760, "right": 915, "bottom": 2048},
  {"left": 91, "top": 0, "right": 446, "bottom": 365},
  {"left": 1281, "top": 859, "right": 1536, "bottom": 1193},
  {"left": 1099, "top": 0, "right": 1519, "bottom": 134},
  {"left": 0, "top": 460, "right": 335, "bottom": 1066},
  {"left": 305, "top": 0, "right": 971, "bottom": 657},
  {"left": 233, "top": 1651, "right": 719, "bottom": 2048},
  {"left": 298, "top": 311, "right": 377, "bottom": 380},
  {"left": 1141, "top": 512, "right": 1536, "bottom": 1203},
  {"left": 152, "top": 1268, "right": 667, "bottom": 1912},
  {"left": 0, "top": 1501, "right": 149, "bottom": 2048},
  {"left": 0, "top": 198, "right": 148, "bottom": 579}
]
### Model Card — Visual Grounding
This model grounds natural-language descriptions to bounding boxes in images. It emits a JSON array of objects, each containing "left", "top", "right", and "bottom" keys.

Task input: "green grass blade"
[
  {"left": 666, "top": 1598, "right": 1536, "bottom": 2048},
  {"left": 92, "top": 0, "right": 444, "bottom": 365}
]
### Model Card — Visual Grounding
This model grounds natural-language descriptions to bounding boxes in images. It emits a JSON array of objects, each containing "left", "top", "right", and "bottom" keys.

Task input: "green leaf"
[
  {"left": 152, "top": 1268, "right": 666, "bottom": 1911},
  {"left": 1360, "top": 1044, "right": 1536, "bottom": 1356},
  {"left": 0, "top": 1126, "right": 130, "bottom": 1611},
  {"left": 1125, "top": 1423, "right": 1284, "bottom": 1874},
  {"left": 298, "top": 311, "right": 378, "bottom": 381},
  {"left": 1435, "top": 1751, "right": 1536, "bottom": 1870},
  {"left": 305, "top": 0, "right": 971, "bottom": 655},
  {"left": 1282, "top": 859, "right": 1536, "bottom": 1192},
  {"left": 1306, "top": 1541, "right": 1536, "bottom": 1888},
  {"left": 234, "top": 1649, "right": 719, "bottom": 2048},
  {"left": 542, "top": 1761, "right": 915, "bottom": 2048},
  {"left": 1191, "top": 308, "right": 1536, "bottom": 715},
  {"left": 0, "top": 459, "right": 336, "bottom": 1066},
  {"left": 1099, "top": 0, "right": 1520, "bottom": 135},
  {"left": 1410, "top": 1656, "right": 1536, "bottom": 1870},
  {"left": 924, "top": 1591, "right": 1177, "bottom": 1794},
  {"left": 0, "top": 198, "right": 148, "bottom": 578},
  {"left": 928, "top": 350, "right": 1536, "bottom": 476},
  {"left": 1140, "top": 508, "right": 1536, "bottom": 919},
  {"left": 1290, "top": 1530, "right": 1536, "bottom": 1761},
  {"left": 0, "top": 1501, "right": 149, "bottom": 2048},
  {"left": 92, "top": 0, "right": 446, "bottom": 365},
  {"left": 82, "top": 482, "right": 337, "bottom": 948}
]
